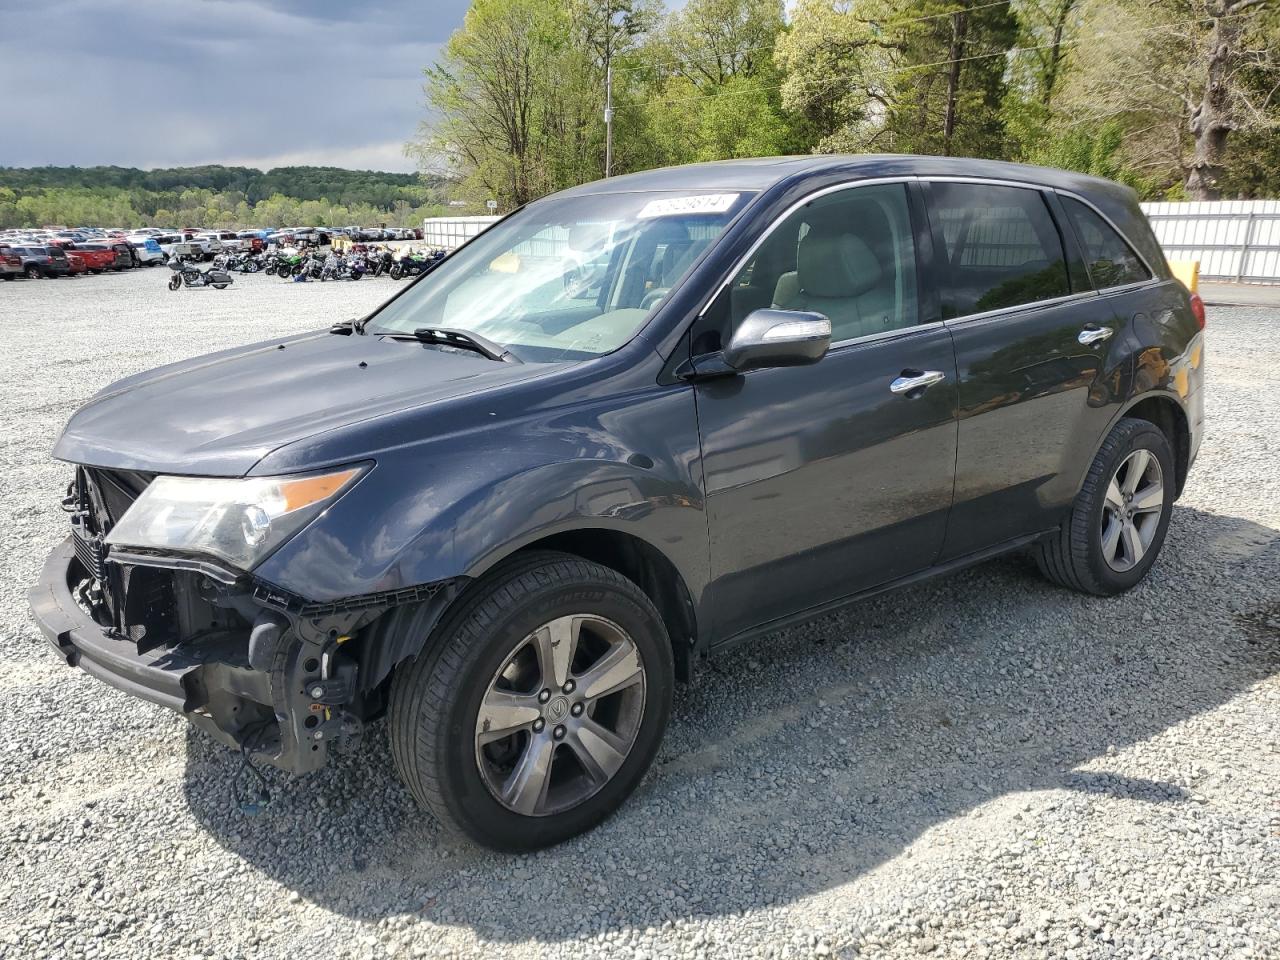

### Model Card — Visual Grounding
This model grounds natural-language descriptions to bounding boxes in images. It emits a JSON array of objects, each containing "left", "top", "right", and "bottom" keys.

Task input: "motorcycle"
[
  {"left": 167, "top": 257, "right": 233, "bottom": 291},
  {"left": 368, "top": 249, "right": 394, "bottom": 278},
  {"left": 389, "top": 249, "right": 445, "bottom": 280},
  {"left": 319, "top": 253, "right": 342, "bottom": 282}
]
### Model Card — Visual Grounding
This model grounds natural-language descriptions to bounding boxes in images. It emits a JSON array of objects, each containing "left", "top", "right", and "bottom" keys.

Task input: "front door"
[{"left": 692, "top": 181, "right": 959, "bottom": 641}]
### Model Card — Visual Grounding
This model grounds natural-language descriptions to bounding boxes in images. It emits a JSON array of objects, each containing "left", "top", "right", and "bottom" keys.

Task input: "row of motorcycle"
[{"left": 222, "top": 248, "right": 447, "bottom": 281}]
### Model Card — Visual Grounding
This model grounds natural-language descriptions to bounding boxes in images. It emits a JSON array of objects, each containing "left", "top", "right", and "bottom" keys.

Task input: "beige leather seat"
[{"left": 772, "top": 225, "right": 896, "bottom": 342}]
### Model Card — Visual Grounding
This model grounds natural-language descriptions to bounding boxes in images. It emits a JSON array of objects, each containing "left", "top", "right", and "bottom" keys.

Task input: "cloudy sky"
[{"left": 0, "top": 0, "right": 476, "bottom": 172}]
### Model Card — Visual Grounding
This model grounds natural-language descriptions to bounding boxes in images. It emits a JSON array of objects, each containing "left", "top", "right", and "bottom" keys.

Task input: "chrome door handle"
[
  {"left": 1078, "top": 325, "right": 1114, "bottom": 345},
  {"left": 889, "top": 370, "right": 947, "bottom": 395}
]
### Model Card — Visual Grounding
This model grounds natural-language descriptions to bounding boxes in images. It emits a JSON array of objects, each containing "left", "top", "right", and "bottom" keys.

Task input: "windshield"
[{"left": 365, "top": 190, "right": 753, "bottom": 362}]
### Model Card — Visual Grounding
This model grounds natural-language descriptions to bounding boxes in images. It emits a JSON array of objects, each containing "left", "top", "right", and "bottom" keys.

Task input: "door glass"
[
  {"left": 720, "top": 183, "right": 919, "bottom": 345},
  {"left": 1060, "top": 196, "right": 1151, "bottom": 289},
  {"left": 930, "top": 182, "right": 1069, "bottom": 318}
]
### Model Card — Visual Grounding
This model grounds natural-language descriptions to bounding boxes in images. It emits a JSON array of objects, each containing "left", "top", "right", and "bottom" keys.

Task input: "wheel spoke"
[
  {"left": 532, "top": 616, "right": 579, "bottom": 690},
  {"left": 1131, "top": 481, "right": 1164, "bottom": 513},
  {"left": 476, "top": 688, "right": 540, "bottom": 743},
  {"left": 1121, "top": 450, "right": 1150, "bottom": 495},
  {"left": 1105, "top": 477, "right": 1125, "bottom": 513},
  {"left": 567, "top": 718, "right": 629, "bottom": 785},
  {"left": 1121, "top": 520, "right": 1145, "bottom": 565},
  {"left": 1101, "top": 516, "right": 1123, "bottom": 562},
  {"left": 577, "top": 638, "right": 644, "bottom": 702},
  {"left": 501, "top": 734, "right": 556, "bottom": 815}
]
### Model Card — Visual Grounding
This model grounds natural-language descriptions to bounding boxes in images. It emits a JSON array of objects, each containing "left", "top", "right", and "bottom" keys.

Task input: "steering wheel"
[{"left": 640, "top": 287, "right": 670, "bottom": 310}]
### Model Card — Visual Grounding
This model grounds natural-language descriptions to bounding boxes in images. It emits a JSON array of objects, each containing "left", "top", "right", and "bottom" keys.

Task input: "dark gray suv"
[{"left": 29, "top": 156, "right": 1204, "bottom": 850}]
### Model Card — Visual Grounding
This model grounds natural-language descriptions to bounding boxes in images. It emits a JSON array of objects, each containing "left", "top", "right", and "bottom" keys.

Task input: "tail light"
[{"left": 1189, "top": 292, "right": 1206, "bottom": 330}]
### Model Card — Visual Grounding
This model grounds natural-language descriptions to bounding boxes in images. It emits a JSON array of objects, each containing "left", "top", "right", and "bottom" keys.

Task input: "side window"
[
  {"left": 720, "top": 182, "right": 919, "bottom": 345},
  {"left": 929, "top": 182, "right": 1069, "bottom": 318},
  {"left": 1061, "top": 196, "right": 1150, "bottom": 289}
]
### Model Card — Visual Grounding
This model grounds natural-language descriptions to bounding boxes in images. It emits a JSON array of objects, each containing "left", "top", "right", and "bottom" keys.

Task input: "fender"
[
  {"left": 1071, "top": 324, "right": 1204, "bottom": 500},
  {"left": 251, "top": 357, "right": 709, "bottom": 610}
]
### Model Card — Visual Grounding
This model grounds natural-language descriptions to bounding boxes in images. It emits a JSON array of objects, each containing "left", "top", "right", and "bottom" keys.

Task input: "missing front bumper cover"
[{"left": 27, "top": 537, "right": 359, "bottom": 775}]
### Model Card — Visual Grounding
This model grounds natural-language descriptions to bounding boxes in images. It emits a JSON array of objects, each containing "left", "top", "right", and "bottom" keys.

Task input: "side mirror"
[{"left": 723, "top": 309, "right": 831, "bottom": 372}]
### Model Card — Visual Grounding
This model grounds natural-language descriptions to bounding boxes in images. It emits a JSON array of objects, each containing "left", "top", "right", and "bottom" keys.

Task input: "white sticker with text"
[{"left": 637, "top": 194, "right": 739, "bottom": 219}]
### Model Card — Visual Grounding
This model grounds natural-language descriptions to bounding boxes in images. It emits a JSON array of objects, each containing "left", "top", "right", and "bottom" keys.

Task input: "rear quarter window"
[{"left": 1061, "top": 196, "right": 1151, "bottom": 289}]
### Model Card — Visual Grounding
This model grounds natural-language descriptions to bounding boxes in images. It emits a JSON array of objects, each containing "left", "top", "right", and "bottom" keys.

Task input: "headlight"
[{"left": 105, "top": 466, "right": 366, "bottom": 571}]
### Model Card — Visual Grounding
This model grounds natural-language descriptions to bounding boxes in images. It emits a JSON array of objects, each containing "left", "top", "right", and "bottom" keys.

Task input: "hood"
[{"left": 54, "top": 331, "right": 557, "bottom": 475}]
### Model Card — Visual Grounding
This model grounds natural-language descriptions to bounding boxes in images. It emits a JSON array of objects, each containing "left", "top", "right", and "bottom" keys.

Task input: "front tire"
[
  {"left": 168, "top": 274, "right": 182, "bottom": 291},
  {"left": 1036, "top": 417, "right": 1175, "bottom": 595},
  {"left": 388, "top": 552, "right": 673, "bottom": 851}
]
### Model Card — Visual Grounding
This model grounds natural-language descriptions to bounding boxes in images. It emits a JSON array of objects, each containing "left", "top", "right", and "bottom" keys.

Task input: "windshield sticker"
[{"left": 637, "top": 194, "right": 739, "bottom": 219}]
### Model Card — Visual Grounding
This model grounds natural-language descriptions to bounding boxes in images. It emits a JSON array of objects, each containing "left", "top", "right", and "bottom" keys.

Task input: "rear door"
[
  {"left": 922, "top": 179, "right": 1120, "bottom": 560},
  {"left": 693, "top": 180, "right": 959, "bottom": 640}
]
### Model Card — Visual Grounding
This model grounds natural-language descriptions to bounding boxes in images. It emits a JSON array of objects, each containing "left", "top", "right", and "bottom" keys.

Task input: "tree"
[
  {"left": 1055, "top": 0, "right": 1280, "bottom": 199},
  {"left": 778, "top": 0, "right": 1017, "bottom": 157},
  {"left": 1185, "top": 0, "right": 1280, "bottom": 198},
  {"left": 413, "top": 0, "right": 640, "bottom": 205},
  {"left": 637, "top": 0, "right": 804, "bottom": 166},
  {"left": 1003, "top": 0, "right": 1083, "bottom": 158}
]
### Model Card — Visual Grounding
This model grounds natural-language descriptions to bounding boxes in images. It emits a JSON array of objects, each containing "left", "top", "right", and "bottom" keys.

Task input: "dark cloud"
[{"left": 0, "top": 0, "right": 473, "bottom": 171}]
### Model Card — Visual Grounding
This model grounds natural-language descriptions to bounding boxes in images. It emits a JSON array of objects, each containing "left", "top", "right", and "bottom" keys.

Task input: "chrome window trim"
[
  {"left": 941, "top": 289, "right": 1099, "bottom": 329},
  {"left": 695, "top": 176, "right": 918, "bottom": 320},
  {"left": 827, "top": 318, "right": 947, "bottom": 352},
  {"left": 694, "top": 173, "right": 1168, "bottom": 349}
]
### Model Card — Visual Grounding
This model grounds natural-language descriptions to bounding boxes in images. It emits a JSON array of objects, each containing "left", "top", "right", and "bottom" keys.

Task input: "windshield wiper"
[{"left": 379, "top": 326, "right": 522, "bottom": 363}]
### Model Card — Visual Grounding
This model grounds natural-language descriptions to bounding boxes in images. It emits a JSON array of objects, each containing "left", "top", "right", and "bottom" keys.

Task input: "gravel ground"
[{"left": 1, "top": 269, "right": 1278, "bottom": 960}]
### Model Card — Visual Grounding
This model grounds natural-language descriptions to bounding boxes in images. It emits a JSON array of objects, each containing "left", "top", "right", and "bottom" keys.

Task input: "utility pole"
[{"left": 604, "top": 63, "right": 614, "bottom": 178}]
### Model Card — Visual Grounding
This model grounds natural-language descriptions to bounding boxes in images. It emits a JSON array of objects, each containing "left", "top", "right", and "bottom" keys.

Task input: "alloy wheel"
[
  {"left": 474, "top": 614, "right": 647, "bottom": 817},
  {"left": 1100, "top": 448, "right": 1164, "bottom": 572}
]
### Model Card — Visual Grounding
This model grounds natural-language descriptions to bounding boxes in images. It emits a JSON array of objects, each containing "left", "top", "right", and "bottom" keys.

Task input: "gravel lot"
[{"left": 2, "top": 269, "right": 1278, "bottom": 960}]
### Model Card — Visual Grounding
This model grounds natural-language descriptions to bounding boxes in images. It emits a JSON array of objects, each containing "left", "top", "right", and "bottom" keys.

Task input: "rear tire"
[
  {"left": 1035, "top": 417, "right": 1175, "bottom": 596},
  {"left": 24, "top": 265, "right": 40, "bottom": 279},
  {"left": 388, "top": 551, "right": 673, "bottom": 851}
]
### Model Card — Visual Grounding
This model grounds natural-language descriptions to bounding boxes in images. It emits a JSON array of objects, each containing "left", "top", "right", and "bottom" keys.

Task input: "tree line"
[
  {"left": 0, "top": 165, "right": 451, "bottom": 229},
  {"left": 416, "top": 0, "right": 1280, "bottom": 206}
]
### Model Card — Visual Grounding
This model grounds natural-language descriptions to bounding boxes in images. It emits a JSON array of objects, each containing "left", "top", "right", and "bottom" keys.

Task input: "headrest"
[{"left": 797, "top": 229, "right": 882, "bottom": 299}]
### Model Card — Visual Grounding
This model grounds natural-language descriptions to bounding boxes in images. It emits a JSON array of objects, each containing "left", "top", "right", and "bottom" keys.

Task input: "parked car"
[
  {"left": 236, "top": 230, "right": 266, "bottom": 252},
  {"left": 28, "top": 156, "right": 1204, "bottom": 852},
  {"left": 58, "top": 243, "right": 119, "bottom": 273},
  {"left": 126, "top": 236, "right": 167, "bottom": 265},
  {"left": 154, "top": 234, "right": 200, "bottom": 261},
  {"left": 105, "top": 241, "right": 136, "bottom": 270},
  {"left": 12, "top": 244, "right": 71, "bottom": 278},
  {"left": 0, "top": 243, "right": 21, "bottom": 280},
  {"left": 196, "top": 231, "right": 242, "bottom": 253},
  {"left": 65, "top": 252, "right": 89, "bottom": 276},
  {"left": 185, "top": 235, "right": 223, "bottom": 260}
]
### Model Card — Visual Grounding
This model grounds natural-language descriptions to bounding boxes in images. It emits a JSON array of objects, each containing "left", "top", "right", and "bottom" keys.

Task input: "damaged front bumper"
[{"left": 28, "top": 537, "right": 373, "bottom": 775}]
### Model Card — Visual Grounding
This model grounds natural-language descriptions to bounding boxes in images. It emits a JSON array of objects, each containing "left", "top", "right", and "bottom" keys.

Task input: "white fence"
[
  {"left": 1141, "top": 200, "right": 1280, "bottom": 284},
  {"left": 422, "top": 215, "right": 501, "bottom": 250}
]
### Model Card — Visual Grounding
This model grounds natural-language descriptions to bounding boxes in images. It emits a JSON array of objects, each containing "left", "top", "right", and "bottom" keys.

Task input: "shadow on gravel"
[{"left": 181, "top": 505, "right": 1280, "bottom": 942}]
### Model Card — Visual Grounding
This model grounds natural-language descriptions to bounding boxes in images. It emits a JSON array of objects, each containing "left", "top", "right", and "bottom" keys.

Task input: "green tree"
[
  {"left": 1054, "top": 0, "right": 1280, "bottom": 199},
  {"left": 636, "top": 0, "right": 805, "bottom": 167},
  {"left": 1002, "top": 0, "right": 1083, "bottom": 159},
  {"left": 778, "top": 0, "right": 1017, "bottom": 157}
]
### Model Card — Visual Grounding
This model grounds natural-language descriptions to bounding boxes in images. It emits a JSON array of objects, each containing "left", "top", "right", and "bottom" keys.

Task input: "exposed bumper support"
[
  {"left": 28, "top": 538, "right": 324, "bottom": 774},
  {"left": 30, "top": 538, "right": 200, "bottom": 712}
]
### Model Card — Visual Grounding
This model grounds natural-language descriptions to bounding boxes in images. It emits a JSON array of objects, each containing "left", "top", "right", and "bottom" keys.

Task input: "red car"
[
  {"left": 65, "top": 252, "right": 89, "bottom": 276},
  {"left": 54, "top": 242, "right": 116, "bottom": 273}
]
